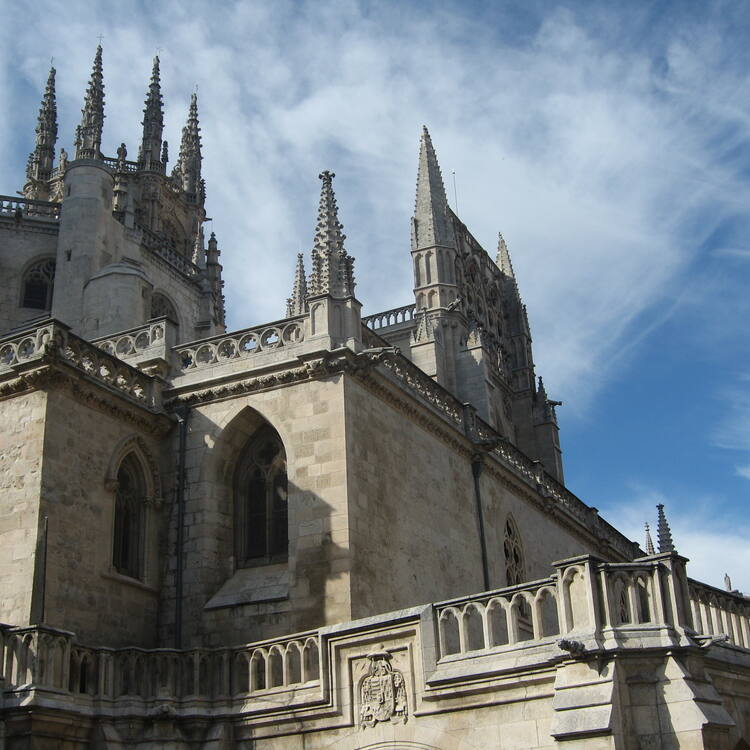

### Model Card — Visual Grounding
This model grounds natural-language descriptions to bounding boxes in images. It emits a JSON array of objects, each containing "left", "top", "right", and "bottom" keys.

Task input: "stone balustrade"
[
  {"left": 689, "top": 578, "right": 750, "bottom": 648},
  {"left": 0, "top": 319, "right": 162, "bottom": 410},
  {"left": 362, "top": 303, "right": 417, "bottom": 330},
  {"left": 92, "top": 317, "right": 174, "bottom": 370},
  {"left": 4, "top": 555, "right": 743, "bottom": 712},
  {"left": 0, "top": 194, "right": 61, "bottom": 220},
  {"left": 0, "top": 626, "right": 321, "bottom": 701},
  {"left": 138, "top": 224, "right": 201, "bottom": 278},
  {"left": 175, "top": 317, "right": 306, "bottom": 371}
]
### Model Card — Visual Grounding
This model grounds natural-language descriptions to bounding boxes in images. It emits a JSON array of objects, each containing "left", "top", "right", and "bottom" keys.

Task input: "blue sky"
[{"left": 1, "top": 0, "right": 748, "bottom": 590}]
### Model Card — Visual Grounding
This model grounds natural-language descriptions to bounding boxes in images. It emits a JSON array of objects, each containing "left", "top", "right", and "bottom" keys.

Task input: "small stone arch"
[
  {"left": 503, "top": 514, "right": 525, "bottom": 586},
  {"left": 104, "top": 435, "right": 161, "bottom": 501},
  {"left": 19, "top": 255, "right": 56, "bottom": 311},
  {"left": 149, "top": 290, "right": 180, "bottom": 329}
]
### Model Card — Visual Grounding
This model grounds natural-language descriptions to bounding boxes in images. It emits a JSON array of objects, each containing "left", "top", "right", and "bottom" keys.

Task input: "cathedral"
[{"left": 0, "top": 47, "right": 749, "bottom": 750}]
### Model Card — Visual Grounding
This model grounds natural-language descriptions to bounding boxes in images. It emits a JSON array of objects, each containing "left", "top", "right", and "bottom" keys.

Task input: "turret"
[
  {"left": 205, "top": 232, "right": 225, "bottom": 330},
  {"left": 138, "top": 56, "right": 164, "bottom": 171},
  {"left": 74, "top": 45, "right": 105, "bottom": 161},
  {"left": 23, "top": 66, "right": 58, "bottom": 200}
]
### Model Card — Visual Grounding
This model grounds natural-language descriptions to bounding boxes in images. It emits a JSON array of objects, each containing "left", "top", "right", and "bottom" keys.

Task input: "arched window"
[
  {"left": 504, "top": 516, "right": 525, "bottom": 586},
  {"left": 235, "top": 424, "right": 288, "bottom": 566},
  {"left": 21, "top": 258, "right": 56, "bottom": 310},
  {"left": 113, "top": 453, "right": 146, "bottom": 579},
  {"left": 150, "top": 292, "right": 178, "bottom": 324}
]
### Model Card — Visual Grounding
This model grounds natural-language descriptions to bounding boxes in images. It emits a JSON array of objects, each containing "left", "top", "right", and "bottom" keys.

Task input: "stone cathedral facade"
[{"left": 1, "top": 49, "right": 749, "bottom": 750}]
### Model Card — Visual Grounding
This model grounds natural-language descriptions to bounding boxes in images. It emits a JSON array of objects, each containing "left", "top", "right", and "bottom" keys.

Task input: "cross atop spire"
[
  {"left": 309, "top": 171, "right": 355, "bottom": 298},
  {"left": 413, "top": 126, "right": 454, "bottom": 251},
  {"left": 287, "top": 253, "right": 308, "bottom": 317},
  {"left": 139, "top": 56, "right": 164, "bottom": 170},
  {"left": 24, "top": 66, "right": 58, "bottom": 199},
  {"left": 75, "top": 45, "right": 105, "bottom": 160},
  {"left": 172, "top": 93, "right": 202, "bottom": 200},
  {"left": 656, "top": 504, "right": 675, "bottom": 553}
]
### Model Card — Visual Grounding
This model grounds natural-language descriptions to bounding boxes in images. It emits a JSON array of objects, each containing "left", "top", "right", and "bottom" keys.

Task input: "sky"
[{"left": 1, "top": 0, "right": 748, "bottom": 591}]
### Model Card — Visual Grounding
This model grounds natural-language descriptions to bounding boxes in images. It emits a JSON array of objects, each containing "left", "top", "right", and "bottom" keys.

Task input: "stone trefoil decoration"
[{"left": 359, "top": 645, "right": 408, "bottom": 728}]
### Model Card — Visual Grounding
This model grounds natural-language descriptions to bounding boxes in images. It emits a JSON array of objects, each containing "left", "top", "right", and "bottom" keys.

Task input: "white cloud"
[
  {"left": 735, "top": 465, "right": 750, "bottom": 481},
  {"left": 1, "top": 1, "right": 748, "bottom": 418},
  {"left": 599, "top": 484, "right": 750, "bottom": 594}
]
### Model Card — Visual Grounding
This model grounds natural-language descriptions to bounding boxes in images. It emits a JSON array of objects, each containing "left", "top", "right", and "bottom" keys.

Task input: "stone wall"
[
  {"left": 165, "top": 375, "right": 352, "bottom": 648},
  {"left": 0, "top": 219, "right": 59, "bottom": 333},
  {"left": 35, "top": 387, "right": 164, "bottom": 647},
  {"left": 0, "top": 390, "right": 47, "bottom": 627}
]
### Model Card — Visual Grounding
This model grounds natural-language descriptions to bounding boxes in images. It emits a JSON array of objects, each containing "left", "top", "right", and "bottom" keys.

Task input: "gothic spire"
[
  {"left": 656, "top": 504, "right": 675, "bottom": 553},
  {"left": 24, "top": 66, "right": 58, "bottom": 199},
  {"left": 497, "top": 233, "right": 515, "bottom": 278},
  {"left": 139, "top": 56, "right": 164, "bottom": 170},
  {"left": 287, "top": 253, "right": 308, "bottom": 317},
  {"left": 644, "top": 523, "right": 655, "bottom": 555},
  {"left": 172, "top": 93, "right": 202, "bottom": 199},
  {"left": 413, "top": 126, "right": 454, "bottom": 250},
  {"left": 75, "top": 45, "right": 105, "bottom": 160},
  {"left": 308, "top": 171, "right": 355, "bottom": 298}
]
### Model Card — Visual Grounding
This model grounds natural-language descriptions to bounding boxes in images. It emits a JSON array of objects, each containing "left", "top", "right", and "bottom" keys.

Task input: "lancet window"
[
  {"left": 504, "top": 515, "right": 525, "bottom": 586},
  {"left": 113, "top": 453, "right": 146, "bottom": 580},
  {"left": 235, "top": 424, "right": 288, "bottom": 566},
  {"left": 21, "top": 258, "right": 56, "bottom": 310}
]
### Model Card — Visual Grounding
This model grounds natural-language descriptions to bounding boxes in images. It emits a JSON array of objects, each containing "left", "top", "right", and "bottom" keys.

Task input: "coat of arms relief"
[{"left": 358, "top": 646, "right": 408, "bottom": 728}]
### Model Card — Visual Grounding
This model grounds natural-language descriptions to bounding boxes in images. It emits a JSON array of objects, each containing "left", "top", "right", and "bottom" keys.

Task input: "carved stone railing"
[
  {"left": 0, "top": 626, "right": 321, "bottom": 700},
  {"left": 92, "top": 317, "right": 174, "bottom": 371},
  {"left": 175, "top": 316, "right": 306, "bottom": 371},
  {"left": 0, "top": 320, "right": 162, "bottom": 410},
  {"left": 688, "top": 579, "right": 750, "bottom": 649},
  {"left": 0, "top": 194, "right": 61, "bottom": 220},
  {"left": 434, "top": 554, "right": 701, "bottom": 661},
  {"left": 101, "top": 156, "right": 140, "bottom": 173},
  {"left": 363, "top": 303, "right": 417, "bottom": 330},
  {"left": 138, "top": 224, "right": 201, "bottom": 279}
]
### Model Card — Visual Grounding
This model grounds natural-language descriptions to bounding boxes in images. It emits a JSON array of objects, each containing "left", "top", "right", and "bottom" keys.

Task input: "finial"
[
  {"left": 287, "top": 253, "right": 309, "bottom": 317},
  {"left": 644, "top": 523, "right": 655, "bottom": 555},
  {"left": 656, "top": 504, "right": 675, "bottom": 553}
]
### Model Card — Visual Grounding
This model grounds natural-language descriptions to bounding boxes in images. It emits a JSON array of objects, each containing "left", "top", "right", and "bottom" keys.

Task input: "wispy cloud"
[
  {"left": 599, "top": 483, "right": 750, "bottom": 593},
  {"left": 1, "top": 0, "right": 749, "bottom": 418}
]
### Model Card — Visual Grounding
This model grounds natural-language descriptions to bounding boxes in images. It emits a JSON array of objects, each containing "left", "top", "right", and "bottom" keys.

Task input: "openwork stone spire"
[
  {"left": 496, "top": 233, "right": 515, "bottom": 278},
  {"left": 413, "top": 126, "right": 453, "bottom": 250},
  {"left": 656, "top": 504, "right": 675, "bottom": 553},
  {"left": 139, "top": 56, "right": 164, "bottom": 169},
  {"left": 644, "top": 523, "right": 655, "bottom": 555},
  {"left": 75, "top": 45, "right": 105, "bottom": 160},
  {"left": 24, "top": 66, "right": 58, "bottom": 199},
  {"left": 287, "top": 253, "right": 308, "bottom": 316},
  {"left": 309, "top": 171, "right": 355, "bottom": 298},
  {"left": 172, "top": 93, "right": 202, "bottom": 200}
]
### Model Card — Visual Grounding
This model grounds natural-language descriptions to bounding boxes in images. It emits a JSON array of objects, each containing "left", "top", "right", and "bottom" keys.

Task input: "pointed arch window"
[
  {"left": 113, "top": 453, "right": 146, "bottom": 579},
  {"left": 21, "top": 258, "right": 56, "bottom": 310},
  {"left": 235, "top": 424, "right": 288, "bottom": 566},
  {"left": 504, "top": 516, "right": 525, "bottom": 586}
]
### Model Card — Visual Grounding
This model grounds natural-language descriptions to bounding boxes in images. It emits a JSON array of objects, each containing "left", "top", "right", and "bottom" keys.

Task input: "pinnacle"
[
  {"left": 76, "top": 44, "right": 105, "bottom": 160},
  {"left": 24, "top": 65, "right": 58, "bottom": 197},
  {"left": 656, "top": 504, "right": 675, "bottom": 553},
  {"left": 644, "top": 523, "right": 655, "bottom": 555},
  {"left": 172, "top": 93, "right": 202, "bottom": 196},
  {"left": 413, "top": 126, "right": 453, "bottom": 250},
  {"left": 497, "top": 233, "right": 515, "bottom": 278},
  {"left": 140, "top": 55, "right": 164, "bottom": 167},
  {"left": 287, "top": 253, "right": 308, "bottom": 316},
  {"left": 309, "top": 171, "right": 355, "bottom": 298}
]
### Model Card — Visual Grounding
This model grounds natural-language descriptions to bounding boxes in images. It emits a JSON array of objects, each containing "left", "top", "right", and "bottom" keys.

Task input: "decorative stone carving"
[{"left": 359, "top": 646, "right": 408, "bottom": 728}]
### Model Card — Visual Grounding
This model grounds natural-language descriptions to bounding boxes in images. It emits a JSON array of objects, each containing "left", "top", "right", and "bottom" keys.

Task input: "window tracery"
[
  {"left": 113, "top": 453, "right": 146, "bottom": 580},
  {"left": 150, "top": 292, "right": 178, "bottom": 324},
  {"left": 504, "top": 515, "right": 525, "bottom": 586},
  {"left": 21, "top": 258, "right": 56, "bottom": 310},
  {"left": 235, "top": 424, "right": 288, "bottom": 566}
]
